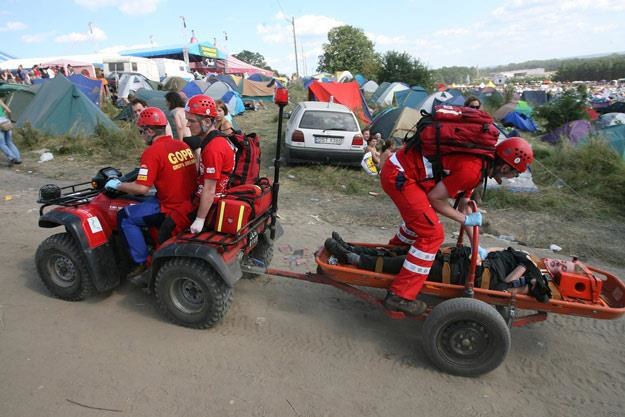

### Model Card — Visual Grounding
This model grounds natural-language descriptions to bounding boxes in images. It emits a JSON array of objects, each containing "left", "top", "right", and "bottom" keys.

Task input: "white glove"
[{"left": 190, "top": 217, "right": 205, "bottom": 234}]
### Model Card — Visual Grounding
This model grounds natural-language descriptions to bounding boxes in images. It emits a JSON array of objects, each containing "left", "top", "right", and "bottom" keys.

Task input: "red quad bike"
[
  {"left": 35, "top": 89, "right": 625, "bottom": 376},
  {"left": 34, "top": 92, "right": 289, "bottom": 329}
]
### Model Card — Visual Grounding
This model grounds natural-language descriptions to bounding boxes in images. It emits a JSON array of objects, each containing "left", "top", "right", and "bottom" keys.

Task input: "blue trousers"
[
  {"left": 119, "top": 197, "right": 164, "bottom": 264},
  {"left": 0, "top": 129, "right": 21, "bottom": 162}
]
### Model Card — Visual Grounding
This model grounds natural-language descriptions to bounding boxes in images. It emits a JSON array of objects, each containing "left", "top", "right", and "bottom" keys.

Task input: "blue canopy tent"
[{"left": 502, "top": 112, "right": 538, "bottom": 132}]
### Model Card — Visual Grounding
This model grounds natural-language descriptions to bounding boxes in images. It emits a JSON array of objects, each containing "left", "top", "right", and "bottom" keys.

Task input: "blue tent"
[
  {"left": 221, "top": 90, "right": 245, "bottom": 116},
  {"left": 354, "top": 74, "right": 366, "bottom": 87},
  {"left": 502, "top": 112, "right": 538, "bottom": 132},
  {"left": 248, "top": 73, "right": 271, "bottom": 82},
  {"left": 68, "top": 74, "right": 103, "bottom": 106},
  {"left": 394, "top": 86, "right": 428, "bottom": 109},
  {"left": 434, "top": 94, "right": 465, "bottom": 108},
  {"left": 182, "top": 80, "right": 209, "bottom": 98},
  {"left": 598, "top": 124, "right": 625, "bottom": 159}
]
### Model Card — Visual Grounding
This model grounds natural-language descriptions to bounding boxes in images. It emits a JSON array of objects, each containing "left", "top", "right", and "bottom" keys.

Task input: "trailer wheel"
[
  {"left": 35, "top": 232, "right": 96, "bottom": 301},
  {"left": 154, "top": 258, "right": 232, "bottom": 329},
  {"left": 422, "top": 298, "right": 510, "bottom": 377},
  {"left": 242, "top": 235, "right": 273, "bottom": 279}
]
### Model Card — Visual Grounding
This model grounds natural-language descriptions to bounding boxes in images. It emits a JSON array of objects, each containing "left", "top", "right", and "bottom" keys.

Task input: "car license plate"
[{"left": 314, "top": 136, "right": 343, "bottom": 145}]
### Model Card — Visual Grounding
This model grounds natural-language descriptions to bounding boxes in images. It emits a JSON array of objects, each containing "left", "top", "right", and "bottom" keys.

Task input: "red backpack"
[
  {"left": 406, "top": 105, "right": 500, "bottom": 181},
  {"left": 228, "top": 131, "right": 262, "bottom": 187}
]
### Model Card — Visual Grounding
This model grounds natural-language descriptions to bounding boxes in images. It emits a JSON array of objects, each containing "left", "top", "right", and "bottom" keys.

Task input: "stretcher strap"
[
  {"left": 375, "top": 256, "right": 384, "bottom": 273},
  {"left": 481, "top": 267, "right": 491, "bottom": 289}
]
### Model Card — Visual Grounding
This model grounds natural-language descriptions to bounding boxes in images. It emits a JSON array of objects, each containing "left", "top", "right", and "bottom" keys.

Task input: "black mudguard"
[
  {"left": 151, "top": 242, "right": 242, "bottom": 288},
  {"left": 38, "top": 211, "right": 121, "bottom": 292}
]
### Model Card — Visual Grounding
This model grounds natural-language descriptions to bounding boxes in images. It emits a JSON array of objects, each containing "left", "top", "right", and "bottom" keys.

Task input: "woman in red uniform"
[{"left": 380, "top": 137, "right": 534, "bottom": 315}]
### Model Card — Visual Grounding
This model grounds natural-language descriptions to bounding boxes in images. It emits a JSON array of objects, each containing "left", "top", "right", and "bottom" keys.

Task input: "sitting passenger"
[
  {"left": 215, "top": 100, "right": 235, "bottom": 135},
  {"left": 185, "top": 95, "right": 236, "bottom": 234}
]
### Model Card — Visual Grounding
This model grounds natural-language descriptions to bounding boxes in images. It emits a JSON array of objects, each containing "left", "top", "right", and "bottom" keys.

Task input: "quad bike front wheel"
[
  {"left": 154, "top": 258, "right": 233, "bottom": 329},
  {"left": 422, "top": 298, "right": 511, "bottom": 377},
  {"left": 35, "top": 232, "right": 96, "bottom": 301}
]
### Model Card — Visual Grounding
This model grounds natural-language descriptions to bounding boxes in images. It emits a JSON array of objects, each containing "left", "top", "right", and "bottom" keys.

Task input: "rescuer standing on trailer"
[
  {"left": 185, "top": 94, "right": 236, "bottom": 234},
  {"left": 380, "top": 137, "right": 534, "bottom": 315},
  {"left": 105, "top": 107, "right": 198, "bottom": 280}
]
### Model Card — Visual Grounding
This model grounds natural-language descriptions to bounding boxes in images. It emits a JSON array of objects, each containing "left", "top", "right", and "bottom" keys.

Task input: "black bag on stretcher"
[{"left": 406, "top": 105, "right": 500, "bottom": 181}]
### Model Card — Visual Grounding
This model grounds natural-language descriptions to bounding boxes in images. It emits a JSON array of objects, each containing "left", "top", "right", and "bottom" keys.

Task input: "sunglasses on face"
[{"left": 468, "top": 105, "right": 480, "bottom": 109}]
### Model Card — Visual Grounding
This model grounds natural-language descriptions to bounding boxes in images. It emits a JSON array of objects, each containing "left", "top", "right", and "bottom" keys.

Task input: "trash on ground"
[
  {"left": 38, "top": 152, "right": 54, "bottom": 163},
  {"left": 550, "top": 244, "right": 562, "bottom": 252},
  {"left": 368, "top": 191, "right": 379, "bottom": 196},
  {"left": 4, "top": 195, "right": 12, "bottom": 201}
]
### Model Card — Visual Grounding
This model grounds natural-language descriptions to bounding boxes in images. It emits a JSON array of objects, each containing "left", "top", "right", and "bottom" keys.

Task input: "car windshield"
[{"left": 299, "top": 110, "right": 358, "bottom": 131}]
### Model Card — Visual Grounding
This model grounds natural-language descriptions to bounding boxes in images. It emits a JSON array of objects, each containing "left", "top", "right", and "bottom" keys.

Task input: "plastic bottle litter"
[
  {"left": 38, "top": 152, "right": 54, "bottom": 163},
  {"left": 550, "top": 244, "right": 562, "bottom": 252}
]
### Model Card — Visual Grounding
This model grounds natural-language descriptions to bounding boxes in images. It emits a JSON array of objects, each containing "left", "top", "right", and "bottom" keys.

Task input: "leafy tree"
[
  {"left": 317, "top": 25, "right": 379, "bottom": 79},
  {"left": 234, "top": 50, "right": 267, "bottom": 68},
  {"left": 533, "top": 89, "right": 588, "bottom": 132},
  {"left": 377, "top": 51, "right": 433, "bottom": 89},
  {"left": 432, "top": 66, "right": 478, "bottom": 84}
]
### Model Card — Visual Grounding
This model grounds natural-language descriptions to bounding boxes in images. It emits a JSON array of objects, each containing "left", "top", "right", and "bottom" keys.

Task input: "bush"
[{"left": 533, "top": 89, "right": 588, "bottom": 132}]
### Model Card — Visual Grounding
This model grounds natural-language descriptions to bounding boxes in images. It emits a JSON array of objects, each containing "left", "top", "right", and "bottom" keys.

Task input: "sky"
[{"left": 1, "top": 0, "right": 625, "bottom": 75}]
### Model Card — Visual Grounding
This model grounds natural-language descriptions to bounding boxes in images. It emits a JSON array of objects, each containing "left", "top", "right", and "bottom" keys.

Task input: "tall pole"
[{"left": 291, "top": 17, "right": 299, "bottom": 78}]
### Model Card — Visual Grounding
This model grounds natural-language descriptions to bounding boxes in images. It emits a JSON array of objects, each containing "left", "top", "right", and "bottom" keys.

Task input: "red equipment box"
[
  {"left": 545, "top": 258, "right": 603, "bottom": 302},
  {"left": 215, "top": 199, "right": 251, "bottom": 234}
]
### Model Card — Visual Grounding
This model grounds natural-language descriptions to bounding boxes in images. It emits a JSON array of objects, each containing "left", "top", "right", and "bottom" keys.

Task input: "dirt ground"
[{"left": 1, "top": 159, "right": 625, "bottom": 417}]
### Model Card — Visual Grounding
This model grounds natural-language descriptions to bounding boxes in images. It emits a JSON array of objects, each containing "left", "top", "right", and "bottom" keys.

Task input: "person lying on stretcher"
[{"left": 325, "top": 232, "right": 551, "bottom": 302}]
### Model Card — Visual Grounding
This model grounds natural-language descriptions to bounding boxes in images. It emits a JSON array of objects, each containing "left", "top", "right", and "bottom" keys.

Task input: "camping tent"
[
  {"left": 394, "top": 86, "right": 428, "bottom": 109},
  {"left": 0, "top": 83, "right": 39, "bottom": 121},
  {"left": 238, "top": 78, "right": 275, "bottom": 102},
  {"left": 597, "top": 112, "right": 625, "bottom": 129},
  {"left": 493, "top": 100, "right": 533, "bottom": 121},
  {"left": 370, "top": 82, "right": 390, "bottom": 104},
  {"left": 598, "top": 124, "right": 625, "bottom": 159},
  {"left": 17, "top": 75, "right": 118, "bottom": 136},
  {"left": 597, "top": 102, "right": 625, "bottom": 115},
  {"left": 501, "top": 112, "right": 538, "bottom": 132},
  {"left": 419, "top": 91, "right": 457, "bottom": 114},
  {"left": 361, "top": 80, "right": 378, "bottom": 94},
  {"left": 221, "top": 90, "right": 245, "bottom": 116},
  {"left": 369, "top": 107, "right": 421, "bottom": 141},
  {"left": 308, "top": 81, "right": 372, "bottom": 124},
  {"left": 335, "top": 71, "right": 353, "bottom": 83},
  {"left": 182, "top": 80, "right": 210, "bottom": 97},
  {"left": 117, "top": 73, "right": 154, "bottom": 99},
  {"left": 521, "top": 90, "right": 548, "bottom": 106},
  {"left": 205, "top": 81, "right": 234, "bottom": 101},
  {"left": 541, "top": 120, "right": 593, "bottom": 145},
  {"left": 67, "top": 74, "right": 103, "bottom": 106},
  {"left": 375, "top": 82, "right": 409, "bottom": 106},
  {"left": 354, "top": 74, "right": 366, "bottom": 87},
  {"left": 161, "top": 76, "right": 187, "bottom": 92}
]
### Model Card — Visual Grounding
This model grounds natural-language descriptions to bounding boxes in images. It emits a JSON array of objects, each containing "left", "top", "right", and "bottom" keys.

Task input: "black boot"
[
  {"left": 383, "top": 292, "right": 427, "bottom": 316},
  {"left": 127, "top": 263, "right": 148, "bottom": 286},
  {"left": 324, "top": 238, "right": 351, "bottom": 264},
  {"left": 331, "top": 231, "right": 356, "bottom": 252}
]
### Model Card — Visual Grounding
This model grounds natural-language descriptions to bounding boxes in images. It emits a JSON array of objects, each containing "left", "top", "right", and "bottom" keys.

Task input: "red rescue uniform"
[
  {"left": 380, "top": 145, "right": 483, "bottom": 300},
  {"left": 196, "top": 132, "right": 236, "bottom": 196},
  {"left": 136, "top": 135, "right": 197, "bottom": 230}
]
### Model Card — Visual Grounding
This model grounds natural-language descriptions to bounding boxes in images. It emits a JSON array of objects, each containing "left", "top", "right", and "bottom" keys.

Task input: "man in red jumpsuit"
[
  {"left": 379, "top": 137, "right": 534, "bottom": 315},
  {"left": 105, "top": 107, "right": 197, "bottom": 281},
  {"left": 184, "top": 94, "right": 236, "bottom": 234}
]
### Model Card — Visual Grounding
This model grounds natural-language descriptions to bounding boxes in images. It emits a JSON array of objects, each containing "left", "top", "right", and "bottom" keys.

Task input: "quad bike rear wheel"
[
  {"left": 242, "top": 234, "right": 274, "bottom": 279},
  {"left": 35, "top": 232, "right": 96, "bottom": 301},
  {"left": 154, "top": 258, "right": 232, "bottom": 329},
  {"left": 422, "top": 298, "right": 511, "bottom": 377}
]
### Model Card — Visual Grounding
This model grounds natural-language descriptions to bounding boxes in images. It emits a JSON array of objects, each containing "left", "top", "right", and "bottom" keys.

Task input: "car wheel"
[{"left": 35, "top": 232, "right": 96, "bottom": 301}]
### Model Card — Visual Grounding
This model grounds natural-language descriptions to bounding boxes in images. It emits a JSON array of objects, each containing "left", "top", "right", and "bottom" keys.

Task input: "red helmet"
[
  {"left": 185, "top": 94, "right": 217, "bottom": 117},
  {"left": 137, "top": 107, "right": 167, "bottom": 127},
  {"left": 495, "top": 137, "right": 534, "bottom": 173}
]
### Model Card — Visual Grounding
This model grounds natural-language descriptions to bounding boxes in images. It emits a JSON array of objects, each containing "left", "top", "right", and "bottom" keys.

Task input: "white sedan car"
[{"left": 283, "top": 101, "right": 364, "bottom": 165}]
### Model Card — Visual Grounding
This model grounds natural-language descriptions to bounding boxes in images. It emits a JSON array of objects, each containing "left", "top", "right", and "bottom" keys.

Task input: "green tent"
[
  {"left": 598, "top": 125, "right": 625, "bottom": 160},
  {"left": 17, "top": 76, "right": 119, "bottom": 136},
  {"left": 0, "top": 83, "right": 39, "bottom": 122}
]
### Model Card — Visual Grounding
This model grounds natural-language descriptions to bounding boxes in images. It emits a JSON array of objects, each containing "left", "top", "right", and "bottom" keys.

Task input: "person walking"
[{"left": 0, "top": 98, "right": 21, "bottom": 166}]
